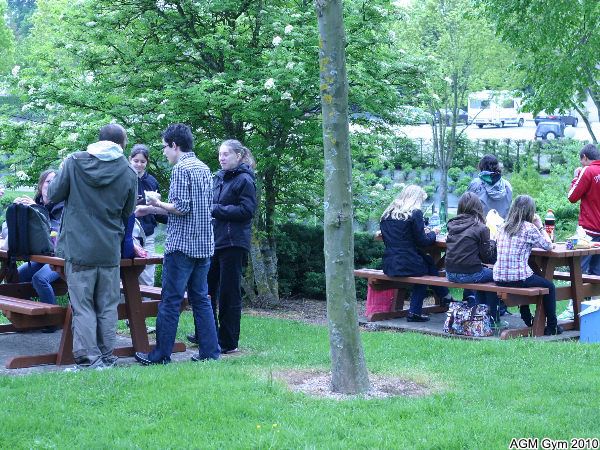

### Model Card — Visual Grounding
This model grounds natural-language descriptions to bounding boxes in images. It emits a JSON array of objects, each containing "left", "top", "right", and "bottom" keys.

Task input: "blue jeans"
[
  {"left": 150, "top": 251, "right": 220, "bottom": 361},
  {"left": 409, "top": 259, "right": 449, "bottom": 315},
  {"left": 582, "top": 235, "right": 600, "bottom": 275},
  {"left": 446, "top": 268, "right": 498, "bottom": 319},
  {"left": 496, "top": 273, "right": 557, "bottom": 328},
  {"left": 18, "top": 262, "right": 60, "bottom": 304}
]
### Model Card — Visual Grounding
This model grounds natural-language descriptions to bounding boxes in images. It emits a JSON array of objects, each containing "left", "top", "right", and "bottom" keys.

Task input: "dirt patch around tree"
[{"left": 274, "top": 369, "right": 433, "bottom": 400}]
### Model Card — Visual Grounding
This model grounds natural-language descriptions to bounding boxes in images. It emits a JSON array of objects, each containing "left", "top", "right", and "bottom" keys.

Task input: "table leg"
[
  {"left": 568, "top": 256, "right": 584, "bottom": 330},
  {"left": 56, "top": 306, "right": 74, "bottom": 365},
  {"left": 121, "top": 266, "right": 150, "bottom": 353}
]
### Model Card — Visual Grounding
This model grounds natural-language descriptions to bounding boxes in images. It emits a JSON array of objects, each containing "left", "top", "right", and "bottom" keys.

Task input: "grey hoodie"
[
  {"left": 467, "top": 177, "right": 513, "bottom": 219},
  {"left": 48, "top": 141, "right": 137, "bottom": 266}
]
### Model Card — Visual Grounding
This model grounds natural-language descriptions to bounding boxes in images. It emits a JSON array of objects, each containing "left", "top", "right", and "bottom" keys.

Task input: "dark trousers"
[
  {"left": 497, "top": 273, "right": 557, "bottom": 328},
  {"left": 208, "top": 247, "right": 246, "bottom": 352},
  {"left": 409, "top": 257, "right": 449, "bottom": 315}
]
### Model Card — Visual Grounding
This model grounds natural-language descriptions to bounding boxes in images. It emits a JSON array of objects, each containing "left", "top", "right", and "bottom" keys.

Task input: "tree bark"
[
  {"left": 315, "top": 0, "right": 370, "bottom": 394},
  {"left": 243, "top": 170, "right": 280, "bottom": 307}
]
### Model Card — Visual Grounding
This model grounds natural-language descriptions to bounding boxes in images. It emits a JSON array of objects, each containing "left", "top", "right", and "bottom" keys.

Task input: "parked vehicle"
[
  {"left": 434, "top": 108, "right": 468, "bottom": 125},
  {"left": 468, "top": 90, "right": 525, "bottom": 128},
  {"left": 534, "top": 111, "right": 578, "bottom": 127},
  {"left": 395, "top": 106, "right": 433, "bottom": 125},
  {"left": 534, "top": 121, "right": 565, "bottom": 141}
]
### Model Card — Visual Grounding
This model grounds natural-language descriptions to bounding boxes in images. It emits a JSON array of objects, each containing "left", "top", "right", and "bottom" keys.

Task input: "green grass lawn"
[{"left": 1, "top": 312, "right": 599, "bottom": 449}]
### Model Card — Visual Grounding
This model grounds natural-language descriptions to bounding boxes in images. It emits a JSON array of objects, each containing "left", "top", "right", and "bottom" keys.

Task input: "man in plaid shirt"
[{"left": 135, "top": 123, "right": 220, "bottom": 364}]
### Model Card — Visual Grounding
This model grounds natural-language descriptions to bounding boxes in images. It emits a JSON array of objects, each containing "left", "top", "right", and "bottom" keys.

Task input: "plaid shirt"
[
  {"left": 493, "top": 221, "right": 552, "bottom": 282},
  {"left": 164, "top": 152, "right": 214, "bottom": 258}
]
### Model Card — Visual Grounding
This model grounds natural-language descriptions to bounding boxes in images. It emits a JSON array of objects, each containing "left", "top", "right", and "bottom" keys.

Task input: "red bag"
[{"left": 366, "top": 286, "right": 397, "bottom": 318}]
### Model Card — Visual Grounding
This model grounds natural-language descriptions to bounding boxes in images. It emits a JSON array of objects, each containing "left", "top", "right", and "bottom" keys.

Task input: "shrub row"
[{"left": 275, "top": 222, "right": 383, "bottom": 301}]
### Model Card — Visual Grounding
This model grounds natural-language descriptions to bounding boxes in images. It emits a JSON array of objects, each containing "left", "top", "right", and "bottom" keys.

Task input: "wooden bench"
[
  {"left": 354, "top": 268, "right": 550, "bottom": 338},
  {"left": 0, "top": 295, "right": 67, "bottom": 332}
]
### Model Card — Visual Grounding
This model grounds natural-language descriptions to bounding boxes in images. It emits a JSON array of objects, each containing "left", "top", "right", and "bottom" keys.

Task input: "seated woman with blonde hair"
[{"left": 380, "top": 184, "right": 453, "bottom": 322}]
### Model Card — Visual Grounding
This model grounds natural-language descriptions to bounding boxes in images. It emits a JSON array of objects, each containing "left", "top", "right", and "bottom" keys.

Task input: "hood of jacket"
[
  {"left": 73, "top": 141, "right": 132, "bottom": 188},
  {"left": 479, "top": 171, "right": 508, "bottom": 200},
  {"left": 216, "top": 163, "right": 256, "bottom": 182},
  {"left": 447, "top": 213, "right": 481, "bottom": 234}
]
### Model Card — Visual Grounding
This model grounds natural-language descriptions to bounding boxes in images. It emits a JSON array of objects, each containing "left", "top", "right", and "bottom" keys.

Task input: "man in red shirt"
[{"left": 562, "top": 144, "right": 600, "bottom": 319}]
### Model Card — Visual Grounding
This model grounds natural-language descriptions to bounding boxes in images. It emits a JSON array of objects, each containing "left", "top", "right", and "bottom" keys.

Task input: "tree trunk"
[
  {"left": 315, "top": 0, "right": 370, "bottom": 395},
  {"left": 243, "top": 169, "right": 279, "bottom": 307},
  {"left": 576, "top": 92, "right": 598, "bottom": 144}
]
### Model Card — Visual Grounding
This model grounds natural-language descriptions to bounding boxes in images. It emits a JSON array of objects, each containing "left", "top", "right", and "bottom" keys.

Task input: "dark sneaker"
[
  {"left": 134, "top": 352, "right": 170, "bottom": 366},
  {"left": 221, "top": 348, "right": 239, "bottom": 355},
  {"left": 544, "top": 325, "right": 564, "bottom": 336},
  {"left": 187, "top": 334, "right": 198, "bottom": 345},
  {"left": 101, "top": 355, "right": 119, "bottom": 368},
  {"left": 191, "top": 354, "right": 220, "bottom": 362},
  {"left": 65, "top": 356, "right": 103, "bottom": 372},
  {"left": 407, "top": 313, "right": 430, "bottom": 322}
]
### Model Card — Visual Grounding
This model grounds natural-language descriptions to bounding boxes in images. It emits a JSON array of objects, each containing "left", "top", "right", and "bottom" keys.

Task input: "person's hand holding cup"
[
  {"left": 144, "top": 190, "right": 161, "bottom": 206},
  {"left": 532, "top": 213, "right": 542, "bottom": 229}
]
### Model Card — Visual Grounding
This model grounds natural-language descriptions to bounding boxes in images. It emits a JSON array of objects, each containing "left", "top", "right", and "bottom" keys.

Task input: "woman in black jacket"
[
  {"left": 380, "top": 185, "right": 453, "bottom": 322},
  {"left": 189, "top": 139, "right": 257, "bottom": 353},
  {"left": 130, "top": 144, "right": 166, "bottom": 286}
]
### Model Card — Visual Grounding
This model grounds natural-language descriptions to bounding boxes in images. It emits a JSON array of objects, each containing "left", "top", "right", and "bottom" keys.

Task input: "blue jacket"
[
  {"left": 212, "top": 164, "right": 257, "bottom": 251},
  {"left": 380, "top": 209, "right": 436, "bottom": 277}
]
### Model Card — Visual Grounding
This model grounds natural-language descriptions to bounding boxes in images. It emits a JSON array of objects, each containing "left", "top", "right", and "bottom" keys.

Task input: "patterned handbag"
[{"left": 443, "top": 301, "right": 493, "bottom": 337}]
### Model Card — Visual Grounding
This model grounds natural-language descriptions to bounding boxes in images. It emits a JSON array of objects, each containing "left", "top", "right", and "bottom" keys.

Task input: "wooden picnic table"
[
  {"left": 429, "top": 239, "right": 600, "bottom": 332},
  {"left": 0, "top": 250, "right": 186, "bottom": 369}
]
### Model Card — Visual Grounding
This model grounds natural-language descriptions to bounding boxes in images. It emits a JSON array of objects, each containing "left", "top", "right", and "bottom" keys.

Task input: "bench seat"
[
  {"left": 120, "top": 284, "right": 188, "bottom": 302},
  {"left": 354, "top": 268, "right": 549, "bottom": 338},
  {"left": 0, "top": 295, "right": 66, "bottom": 331}
]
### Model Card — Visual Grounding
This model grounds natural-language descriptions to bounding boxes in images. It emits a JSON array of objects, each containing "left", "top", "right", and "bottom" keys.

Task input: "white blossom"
[
  {"left": 11, "top": 65, "right": 20, "bottom": 77},
  {"left": 16, "top": 171, "right": 29, "bottom": 181},
  {"left": 157, "top": 113, "right": 165, "bottom": 120},
  {"left": 84, "top": 71, "right": 95, "bottom": 83},
  {"left": 67, "top": 133, "right": 79, "bottom": 142},
  {"left": 272, "top": 36, "right": 282, "bottom": 46},
  {"left": 281, "top": 91, "right": 292, "bottom": 101},
  {"left": 236, "top": 80, "right": 245, "bottom": 86},
  {"left": 264, "top": 78, "right": 275, "bottom": 90},
  {"left": 285, "top": 62, "right": 295, "bottom": 70},
  {"left": 444, "top": 76, "right": 453, "bottom": 85},
  {"left": 85, "top": 21, "right": 97, "bottom": 27},
  {"left": 284, "top": 25, "right": 293, "bottom": 34}
]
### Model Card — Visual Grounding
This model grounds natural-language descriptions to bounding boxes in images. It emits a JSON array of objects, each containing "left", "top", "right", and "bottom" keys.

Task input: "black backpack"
[{"left": 6, "top": 203, "right": 53, "bottom": 259}]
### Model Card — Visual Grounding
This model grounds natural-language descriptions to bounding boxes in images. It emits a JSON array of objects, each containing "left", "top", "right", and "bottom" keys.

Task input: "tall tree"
[
  {"left": 0, "top": 0, "right": 15, "bottom": 73},
  {"left": 315, "top": 0, "right": 369, "bottom": 394},
  {"left": 399, "top": 0, "right": 519, "bottom": 212},
  {"left": 4, "top": 0, "right": 411, "bottom": 305},
  {"left": 478, "top": 0, "right": 600, "bottom": 143}
]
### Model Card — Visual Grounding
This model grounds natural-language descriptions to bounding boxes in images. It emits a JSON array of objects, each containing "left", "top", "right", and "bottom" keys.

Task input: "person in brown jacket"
[{"left": 445, "top": 192, "right": 498, "bottom": 321}]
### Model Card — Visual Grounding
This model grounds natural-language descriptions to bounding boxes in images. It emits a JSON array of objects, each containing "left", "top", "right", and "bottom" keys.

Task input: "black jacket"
[
  {"left": 445, "top": 213, "right": 496, "bottom": 274},
  {"left": 136, "top": 172, "right": 166, "bottom": 237},
  {"left": 380, "top": 209, "right": 436, "bottom": 276},
  {"left": 212, "top": 164, "right": 257, "bottom": 251}
]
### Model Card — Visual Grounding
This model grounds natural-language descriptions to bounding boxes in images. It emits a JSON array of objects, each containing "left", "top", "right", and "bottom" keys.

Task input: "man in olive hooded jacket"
[{"left": 48, "top": 123, "right": 137, "bottom": 368}]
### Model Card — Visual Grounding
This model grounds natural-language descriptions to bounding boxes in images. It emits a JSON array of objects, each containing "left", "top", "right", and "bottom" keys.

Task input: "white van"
[{"left": 468, "top": 90, "right": 526, "bottom": 128}]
